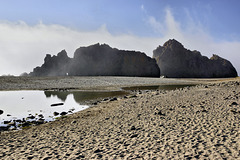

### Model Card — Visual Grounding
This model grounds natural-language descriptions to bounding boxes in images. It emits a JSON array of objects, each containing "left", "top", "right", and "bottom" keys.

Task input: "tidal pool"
[
  {"left": 0, "top": 90, "right": 127, "bottom": 129},
  {"left": 0, "top": 84, "right": 192, "bottom": 130}
]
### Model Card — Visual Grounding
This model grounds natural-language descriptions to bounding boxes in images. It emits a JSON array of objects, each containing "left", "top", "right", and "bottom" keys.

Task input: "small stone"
[
  {"left": 130, "top": 126, "right": 136, "bottom": 130},
  {"left": 53, "top": 112, "right": 59, "bottom": 116},
  {"left": 94, "top": 149, "right": 103, "bottom": 153},
  {"left": 130, "top": 134, "right": 138, "bottom": 138},
  {"left": 230, "top": 102, "right": 238, "bottom": 106},
  {"left": 71, "top": 120, "right": 77, "bottom": 124},
  {"left": 0, "top": 110, "right": 3, "bottom": 115},
  {"left": 155, "top": 110, "right": 165, "bottom": 116},
  {"left": 92, "top": 102, "right": 98, "bottom": 105},
  {"left": 110, "top": 97, "right": 117, "bottom": 101},
  {"left": 60, "top": 112, "right": 68, "bottom": 116}
]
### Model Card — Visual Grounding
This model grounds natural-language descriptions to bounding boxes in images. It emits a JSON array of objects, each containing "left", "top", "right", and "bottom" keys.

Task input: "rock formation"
[
  {"left": 30, "top": 50, "right": 71, "bottom": 76},
  {"left": 153, "top": 39, "right": 238, "bottom": 78},
  {"left": 30, "top": 43, "right": 160, "bottom": 77}
]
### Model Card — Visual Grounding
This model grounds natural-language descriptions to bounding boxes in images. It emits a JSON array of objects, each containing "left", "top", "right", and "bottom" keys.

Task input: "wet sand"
[{"left": 0, "top": 77, "right": 240, "bottom": 159}]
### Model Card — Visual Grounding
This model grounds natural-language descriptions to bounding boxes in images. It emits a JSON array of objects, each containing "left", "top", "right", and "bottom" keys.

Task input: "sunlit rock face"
[
  {"left": 30, "top": 43, "right": 160, "bottom": 77},
  {"left": 153, "top": 39, "right": 238, "bottom": 78}
]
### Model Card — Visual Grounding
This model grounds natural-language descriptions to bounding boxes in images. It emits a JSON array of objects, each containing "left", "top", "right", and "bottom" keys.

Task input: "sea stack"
[
  {"left": 153, "top": 39, "right": 238, "bottom": 78},
  {"left": 30, "top": 43, "right": 160, "bottom": 77}
]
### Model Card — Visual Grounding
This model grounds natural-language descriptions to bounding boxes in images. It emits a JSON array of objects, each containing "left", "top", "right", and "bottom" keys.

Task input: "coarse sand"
[{"left": 0, "top": 76, "right": 240, "bottom": 159}]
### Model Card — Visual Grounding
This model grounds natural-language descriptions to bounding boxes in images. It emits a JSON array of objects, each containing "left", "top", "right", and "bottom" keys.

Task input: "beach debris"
[
  {"left": 0, "top": 110, "right": 3, "bottom": 115},
  {"left": 51, "top": 103, "right": 64, "bottom": 107}
]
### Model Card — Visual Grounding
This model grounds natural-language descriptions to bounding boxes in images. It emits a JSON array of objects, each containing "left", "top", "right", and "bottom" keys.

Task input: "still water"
[
  {"left": 0, "top": 85, "right": 191, "bottom": 129},
  {"left": 0, "top": 90, "right": 127, "bottom": 127}
]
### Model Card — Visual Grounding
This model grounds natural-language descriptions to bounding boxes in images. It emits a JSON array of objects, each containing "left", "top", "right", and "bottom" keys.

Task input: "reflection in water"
[
  {"left": 0, "top": 91, "right": 89, "bottom": 130},
  {"left": 1, "top": 85, "right": 193, "bottom": 131},
  {"left": 44, "top": 90, "right": 129, "bottom": 104}
]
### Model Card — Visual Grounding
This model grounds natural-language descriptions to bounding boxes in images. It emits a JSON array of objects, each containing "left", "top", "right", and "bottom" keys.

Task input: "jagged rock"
[
  {"left": 153, "top": 39, "right": 238, "bottom": 78},
  {"left": 29, "top": 43, "right": 160, "bottom": 77},
  {"left": 30, "top": 50, "right": 71, "bottom": 76}
]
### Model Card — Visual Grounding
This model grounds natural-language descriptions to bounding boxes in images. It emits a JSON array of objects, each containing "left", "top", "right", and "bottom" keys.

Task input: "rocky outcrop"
[
  {"left": 30, "top": 50, "right": 71, "bottom": 76},
  {"left": 153, "top": 39, "right": 238, "bottom": 78},
  {"left": 69, "top": 43, "right": 160, "bottom": 77},
  {"left": 30, "top": 43, "right": 160, "bottom": 77}
]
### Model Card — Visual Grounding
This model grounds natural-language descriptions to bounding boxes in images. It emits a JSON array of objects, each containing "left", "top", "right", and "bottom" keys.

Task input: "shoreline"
[
  {"left": 0, "top": 76, "right": 236, "bottom": 91},
  {"left": 0, "top": 77, "right": 240, "bottom": 159}
]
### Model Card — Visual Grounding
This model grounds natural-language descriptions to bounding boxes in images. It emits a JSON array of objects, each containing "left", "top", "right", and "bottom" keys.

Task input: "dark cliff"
[
  {"left": 30, "top": 50, "right": 70, "bottom": 76},
  {"left": 153, "top": 39, "right": 238, "bottom": 78},
  {"left": 30, "top": 43, "right": 160, "bottom": 77}
]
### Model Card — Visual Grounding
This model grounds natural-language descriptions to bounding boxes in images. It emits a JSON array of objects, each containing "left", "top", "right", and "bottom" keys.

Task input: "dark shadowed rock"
[
  {"left": 153, "top": 39, "right": 238, "bottom": 78},
  {"left": 69, "top": 43, "right": 160, "bottom": 77},
  {"left": 30, "top": 50, "right": 71, "bottom": 76},
  {"left": 0, "top": 110, "right": 3, "bottom": 115},
  {"left": 29, "top": 43, "right": 160, "bottom": 77}
]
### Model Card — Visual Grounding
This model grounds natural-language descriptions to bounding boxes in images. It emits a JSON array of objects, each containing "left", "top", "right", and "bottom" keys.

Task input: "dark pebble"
[
  {"left": 103, "top": 98, "right": 108, "bottom": 101},
  {"left": 27, "top": 115, "right": 35, "bottom": 119},
  {"left": 51, "top": 103, "right": 64, "bottom": 107},
  {"left": 71, "top": 120, "right": 77, "bottom": 124},
  {"left": 53, "top": 112, "right": 59, "bottom": 116},
  {"left": 0, "top": 110, "right": 3, "bottom": 115},
  {"left": 130, "top": 134, "right": 138, "bottom": 138},
  {"left": 110, "top": 97, "right": 117, "bottom": 101},
  {"left": 38, "top": 114, "right": 44, "bottom": 118},
  {"left": 92, "top": 102, "right": 98, "bottom": 105},
  {"left": 94, "top": 149, "right": 103, "bottom": 153},
  {"left": 155, "top": 110, "right": 165, "bottom": 116},
  {"left": 130, "top": 126, "right": 136, "bottom": 130},
  {"left": 230, "top": 102, "right": 238, "bottom": 106},
  {"left": 60, "top": 112, "right": 68, "bottom": 116}
]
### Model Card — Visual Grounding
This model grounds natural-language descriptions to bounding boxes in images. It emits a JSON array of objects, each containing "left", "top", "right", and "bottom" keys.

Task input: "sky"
[{"left": 0, "top": 0, "right": 239, "bottom": 76}]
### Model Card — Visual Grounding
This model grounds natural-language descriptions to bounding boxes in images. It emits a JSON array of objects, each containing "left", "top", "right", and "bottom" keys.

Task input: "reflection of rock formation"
[
  {"left": 153, "top": 39, "right": 238, "bottom": 78},
  {"left": 30, "top": 43, "right": 160, "bottom": 77},
  {"left": 44, "top": 91, "right": 68, "bottom": 101},
  {"left": 44, "top": 91, "right": 127, "bottom": 104}
]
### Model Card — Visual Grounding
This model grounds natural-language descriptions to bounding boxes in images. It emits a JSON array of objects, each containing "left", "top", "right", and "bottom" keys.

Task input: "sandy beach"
[{"left": 0, "top": 77, "right": 240, "bottom": 159}]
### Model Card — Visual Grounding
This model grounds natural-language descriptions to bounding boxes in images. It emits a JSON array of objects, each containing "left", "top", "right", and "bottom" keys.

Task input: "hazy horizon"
[{"left": 0, "top": 0, "right": 239, "bottom": 76}]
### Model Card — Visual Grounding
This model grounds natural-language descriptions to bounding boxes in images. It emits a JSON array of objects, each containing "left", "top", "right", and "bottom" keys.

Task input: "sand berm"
[{"left": 0, "top": 76, "right": 240, "bottom": 159}]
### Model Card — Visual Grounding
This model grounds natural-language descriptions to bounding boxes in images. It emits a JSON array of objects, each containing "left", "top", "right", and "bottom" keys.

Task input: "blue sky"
[{"left": 0, "top": 0, "right": 239, "bottom": 75}]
